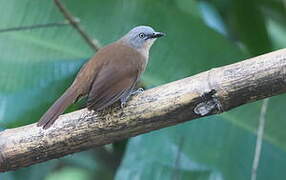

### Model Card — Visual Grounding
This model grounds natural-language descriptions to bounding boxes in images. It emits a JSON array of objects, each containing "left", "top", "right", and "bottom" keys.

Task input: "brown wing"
[{"left": 86, "top": 43, "right": 145, "bottom": 110}]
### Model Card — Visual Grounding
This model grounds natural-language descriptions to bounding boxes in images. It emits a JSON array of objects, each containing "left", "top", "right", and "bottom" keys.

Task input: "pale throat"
[
  {"left": 138, "top": 39, "right": 156, "bottom": 59},
  {"left": 118, "top": 37, "right": 156, "bottom": 59}
]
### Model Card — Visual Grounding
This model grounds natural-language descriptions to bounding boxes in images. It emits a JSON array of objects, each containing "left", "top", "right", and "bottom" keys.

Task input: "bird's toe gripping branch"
[
  {"left": 194, "top": 89, "right": 223, "bottom": 116},
  {"left": 131, "top": 88, "right": 144, "bottom": 95}
]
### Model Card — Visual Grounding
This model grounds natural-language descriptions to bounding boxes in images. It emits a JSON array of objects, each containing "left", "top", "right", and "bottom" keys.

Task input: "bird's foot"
[
  {"left": 118, "top": 88, "right": 144, "bottom": 115},
  {"left": 119, "top": 101, "right": 127, "bottom": 118},
  {"left": 131, "top": 88, "right": 144, "bottom": 95},
  {"left": 120, "top": 101, "right": 127, "bottom": 109}
]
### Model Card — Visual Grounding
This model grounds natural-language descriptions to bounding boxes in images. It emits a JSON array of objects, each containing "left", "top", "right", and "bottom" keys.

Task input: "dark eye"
[{"left": 139, "top": 33, "right": 145, "bottom": 39}]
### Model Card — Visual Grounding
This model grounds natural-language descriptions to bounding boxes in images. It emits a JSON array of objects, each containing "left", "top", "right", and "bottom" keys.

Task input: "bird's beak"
[{"left": 149, "top": 32, "right": 166, "bottom": 39}]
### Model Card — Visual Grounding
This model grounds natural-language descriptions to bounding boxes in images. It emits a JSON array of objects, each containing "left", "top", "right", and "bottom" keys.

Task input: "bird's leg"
[
  {"left": 118, "top": 96, "right": 128, "bottom": 118},
  {"left": 119, "top": 87, "right": 144, "bottom": 112},
  {"left": 120, "top": 96, "right": 128, "bottom": 109},
  {"left": 120, "top": 88, "right": 144, "bottom": 108}
]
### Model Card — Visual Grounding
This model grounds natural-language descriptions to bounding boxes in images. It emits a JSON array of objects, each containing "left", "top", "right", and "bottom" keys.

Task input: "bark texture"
[{"left": 1, "top": 49, "right": 286, "bottom": 172}]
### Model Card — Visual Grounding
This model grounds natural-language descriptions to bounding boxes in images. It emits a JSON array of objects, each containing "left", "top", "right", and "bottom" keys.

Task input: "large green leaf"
[
  {"left": 0, "top": 0, "right": 244, "bottom": 126},
  {"left": 116, "top": 109, "right": 286, "bottom": 180},
  {"left": 1, "top": 0, "right": 286, "bottom": 179},
  {"left": 1, "top": 159, "right": 58, "bottom": 180},
  {"left": 0, "top": 0, "right": 92, "bottom": 128},
  {"left": 114, "top": 0, "right": 286, "bottom": 180}
]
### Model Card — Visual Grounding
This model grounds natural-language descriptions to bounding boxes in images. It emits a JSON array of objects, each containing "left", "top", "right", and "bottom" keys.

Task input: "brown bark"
[{"left": 1, "top": 49, "right": 286, "bottom": 172}]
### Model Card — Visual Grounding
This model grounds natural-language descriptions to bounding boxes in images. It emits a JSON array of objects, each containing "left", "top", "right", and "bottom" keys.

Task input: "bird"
[{"left": 37, "top": 25, "right": 165, "bottom": 129}]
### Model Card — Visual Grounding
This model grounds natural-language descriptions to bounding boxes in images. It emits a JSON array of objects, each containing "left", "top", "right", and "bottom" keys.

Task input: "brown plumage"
[{"left": 37, "top": 26, "right": 165, "bottom": 129}]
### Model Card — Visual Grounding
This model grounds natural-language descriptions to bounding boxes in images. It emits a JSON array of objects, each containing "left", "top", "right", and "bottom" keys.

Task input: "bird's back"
[
  {"left": 79, "top": 42, "right": 147, "bottom": 110},
  {"left": 73, "top": 42, "right": 147, "bottom": 95}
]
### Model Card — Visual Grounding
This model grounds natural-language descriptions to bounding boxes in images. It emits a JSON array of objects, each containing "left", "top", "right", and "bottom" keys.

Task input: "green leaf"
[
  {"left": 113, "top": 0, "right": 286, "bottom": 179},
  {"left": 1, "top": 0, "right": 286, "bottom": 179},
  {"left": 45, "top": 167, "right": 91, "bottom": 180},
  {"left": 116, "top": 113, "right": 286, "bottom": 180},
  {"left": 267, "top": 18, "right": 286, "bottom": 50},
  {"left": 0, "top": 160, "right": 58, "bottom": 180},
  {"left": 0, "top": 0, "right": 244, "bottom": 127},
  {"left": 0, "top": 0, "right": 92, "bottom": 128}
]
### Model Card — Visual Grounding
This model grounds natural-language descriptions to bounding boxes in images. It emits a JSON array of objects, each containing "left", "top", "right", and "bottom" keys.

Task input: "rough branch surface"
[{"left": 1, "top": 49, "right": 286, "bottom": 172}]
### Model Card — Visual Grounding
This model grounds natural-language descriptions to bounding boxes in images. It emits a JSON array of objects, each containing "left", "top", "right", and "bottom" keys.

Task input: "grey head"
[{"left": 119, "top": 26, "right": 165, "bottom": 52}]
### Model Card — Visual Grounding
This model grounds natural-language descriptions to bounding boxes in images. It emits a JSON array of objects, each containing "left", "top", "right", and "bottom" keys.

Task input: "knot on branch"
[{"left": 194, "top": 89, "right": 223, "bottom": 116}]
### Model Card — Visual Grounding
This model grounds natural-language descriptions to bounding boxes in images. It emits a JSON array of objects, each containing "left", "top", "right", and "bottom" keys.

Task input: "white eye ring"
[{"left": 139, "top": 33, "right": 145, "bottom": 38}]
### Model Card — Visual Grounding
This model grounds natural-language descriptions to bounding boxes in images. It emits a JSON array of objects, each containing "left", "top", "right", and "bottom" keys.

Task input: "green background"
[{"left": 1, "top": 0, "right": 286, "bottom": 179}]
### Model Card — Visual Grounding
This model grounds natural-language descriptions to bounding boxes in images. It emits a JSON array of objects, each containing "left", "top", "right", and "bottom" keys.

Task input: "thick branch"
[{"left": 1, "top": 49, "right": 286, "bottom": 172}]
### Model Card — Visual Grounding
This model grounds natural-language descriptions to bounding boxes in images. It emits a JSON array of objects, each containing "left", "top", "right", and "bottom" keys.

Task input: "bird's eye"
[{"left": 139, "top": 33, "right": 145, "bottom": 39}]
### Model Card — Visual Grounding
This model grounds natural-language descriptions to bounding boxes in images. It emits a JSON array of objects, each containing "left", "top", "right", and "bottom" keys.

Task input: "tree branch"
[
  {"left": 0, "top": 21, "right": 75, "bottom": 33},
  {"left": 1, "top": 49, "right": 286, "bottom": 172},
  {"left": 53, "top": 0, "right": 101, "bottom": 51}
]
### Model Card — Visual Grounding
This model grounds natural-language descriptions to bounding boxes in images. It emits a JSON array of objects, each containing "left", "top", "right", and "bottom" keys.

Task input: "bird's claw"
[
  {"left": 121, "top": 101, "right": 127, "bottom": 109},
  {"left": 131, "top": 88, "right": 144, "bottom": 95},
  {"left": 119, "top": 88, "right": 144, "bottom": 109}
]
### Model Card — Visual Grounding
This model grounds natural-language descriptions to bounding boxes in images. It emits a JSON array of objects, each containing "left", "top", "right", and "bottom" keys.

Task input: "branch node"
[{"left": 194, "top": 89, "right": 223, "bottom": 116}]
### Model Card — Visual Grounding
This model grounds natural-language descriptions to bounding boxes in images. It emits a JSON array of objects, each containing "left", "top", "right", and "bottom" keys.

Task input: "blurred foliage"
[{"left": 1, "top": 0, "right": 286, "bottom": 179}]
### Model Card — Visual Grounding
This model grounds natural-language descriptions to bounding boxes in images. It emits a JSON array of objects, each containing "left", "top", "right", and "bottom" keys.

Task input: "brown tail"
[{"left": 37, "top": 87, "right": 79, "bottom": 129}]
